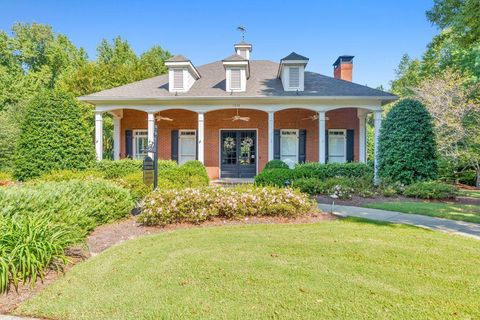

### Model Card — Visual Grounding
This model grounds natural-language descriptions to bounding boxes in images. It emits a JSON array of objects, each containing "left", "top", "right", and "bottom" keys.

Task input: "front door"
[{"left": 220, "top": 130, "right": 256, "bottom": 178}]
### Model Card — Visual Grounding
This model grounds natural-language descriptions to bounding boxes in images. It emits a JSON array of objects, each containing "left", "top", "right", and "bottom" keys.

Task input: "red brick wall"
[
  {"left": 120, "top": 108, "right": 360, "bottom": 179},
  {"left": 334, "top": 63, "right": 353, "bottom": 81}
]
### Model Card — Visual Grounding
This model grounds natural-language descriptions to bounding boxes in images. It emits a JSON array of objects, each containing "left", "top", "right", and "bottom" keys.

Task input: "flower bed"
[{"left": 138, "top": 185, "right": 317, "bottom": 226}]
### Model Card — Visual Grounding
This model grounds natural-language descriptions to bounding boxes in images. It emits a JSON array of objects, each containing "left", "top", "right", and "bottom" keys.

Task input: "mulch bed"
[{"left": 0, "top": 212, "right": 335, "bottom": 314}]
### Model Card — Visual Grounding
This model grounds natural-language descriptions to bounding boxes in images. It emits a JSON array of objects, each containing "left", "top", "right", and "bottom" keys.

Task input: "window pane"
[
  {"left": 281, "top": 137, "right": 297, "bottom": 156},
  {"left": 328, "top": 132, "right": 346, "bottom": 163}
]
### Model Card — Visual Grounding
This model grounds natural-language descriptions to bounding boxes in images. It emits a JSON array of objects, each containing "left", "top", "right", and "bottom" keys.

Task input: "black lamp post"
[{"left": 143, "top": 125, "right": 158, "bottom": 190}]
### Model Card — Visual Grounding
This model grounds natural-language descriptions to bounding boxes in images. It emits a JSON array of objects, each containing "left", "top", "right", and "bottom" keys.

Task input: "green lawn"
[
  {"left": 18, "top": 220, "right": 480, "bottom": 320},
  {"left": 459, "top": 189, "right": 480, "bottom": 199},
  {"left": 364, "top": 201, "right": 480, "bottom": 223}
]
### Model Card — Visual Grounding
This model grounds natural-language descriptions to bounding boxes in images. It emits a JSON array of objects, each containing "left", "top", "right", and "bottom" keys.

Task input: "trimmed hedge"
[
  {"left": 138, "top": 185, "right": 317, "bottom": 226},
  {"left": 378, "top": 99, "right": 438, "bottom": 184},
  {"left": 255, "top": 163, "right": 373, "bottom": 188},
  {"left": 264, "top": 160, "right": 290, "bottom": 170},
  {"left": 404, "top": 181, "right": 458, "bottom": 199},
  {"left": 13, "top": 89, "right": 95, "bottom": 181}
]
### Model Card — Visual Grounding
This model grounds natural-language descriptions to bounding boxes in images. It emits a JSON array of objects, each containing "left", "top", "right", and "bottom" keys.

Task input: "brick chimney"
[{"left": 333, "top": 55, "right": 354, "bottom": 81}]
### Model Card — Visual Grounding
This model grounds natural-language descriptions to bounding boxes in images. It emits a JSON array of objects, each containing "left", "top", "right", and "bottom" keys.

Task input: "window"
[
  {"left": 289, "top": 67, "right": 300, "bottom": 88},
  {"left": 173, "top": 69, "right": 184, "bottom": 89},
  {"left": 328, "top": 130, "right": 346, "bottom": 163},
  {"left": 133, "top": 130, "right": 148, "bottom": 160},
  {"left": 179, "top": 130, "right": 196, "bottom": 164},
  {"left": 280, "top": 129, "right": 299, "bottom": 168},
  {"left": 230, "top": 69, "right": 241, "bottom": 90}
]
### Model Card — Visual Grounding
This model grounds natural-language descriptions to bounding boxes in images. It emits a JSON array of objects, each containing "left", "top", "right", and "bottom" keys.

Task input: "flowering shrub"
[{"left": 138, "top": 185, "right": 317, "bottom": 226}]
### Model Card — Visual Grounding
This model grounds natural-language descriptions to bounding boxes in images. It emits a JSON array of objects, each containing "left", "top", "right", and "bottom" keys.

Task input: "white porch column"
[
  {"left": 268, "top": 111, "right": 274, "bottom": 161},
  {"left": 95, "top": 111, "right": 103, "bottom": 161},
  {"left": 374, "top": 110, "right": 382, "bottom": 183},
  {"left": 318, "top": 111, "right": 326, "bottom": 164},
  {"left": 147, "top": 112, "right": 155, "bottom": 158},
  {"left": 197, "top": 112, "right": 205, "bottom": 163},
  {"left": 113, "top": 115, "right": 121, "bottom": 160},
  {"left": 358, "top": 113, "right": 367, "bottom": 163}
]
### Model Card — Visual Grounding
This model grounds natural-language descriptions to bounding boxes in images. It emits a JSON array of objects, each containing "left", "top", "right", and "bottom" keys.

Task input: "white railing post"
[
  {"left": 113, "top": 115, "right": 121, "bottom": 160},
  {"left": 95, "top": 111, "right": 103, "bottom": 161},
  {"left": 358, "top": 113, "right": 367, "bottom": 163}
]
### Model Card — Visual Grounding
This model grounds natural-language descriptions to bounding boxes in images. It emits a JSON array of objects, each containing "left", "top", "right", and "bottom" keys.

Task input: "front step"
[{"left": 211, "top": 178, "right": 255, "bottom": 186}]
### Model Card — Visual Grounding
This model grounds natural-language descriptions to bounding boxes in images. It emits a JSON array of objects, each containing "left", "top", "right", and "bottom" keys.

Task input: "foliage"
[
  {"left": 39, "top": 169, "right": 104, "bottom": 182},
  {"left": 114, "top": 172, "right": 152, "bottom": 202},
  {"left": 0, "top": 179, "right": 133, "bottom": 293},
  {"left": 414, "top": 69, "right": 480, "bottom": 186},
  {"left": 294, "top": 162, "right": 373, "bottom": 180},
  {"left": 378, "top": 99, "right": 438, "bottom": 184},
  {"left": 95, "top": 159, "right": 143, "bottom": 179},
  {"left": 391, "top": 54, "right": 423, "bottom": 96},
  {"left": 157, "top": 160, "right": 210, "bottom": 188},
  {"left": 138, "top": 186, "right": 316, "bottom": 226},
  {"left": 0, "top": 108, "right": 21, "bottom": 171},
  {"left": 0, "top": 214, "right": 80, "bottom": 294},
  {"left": 292, "top": 177, "right": 356, "bottom": 199},
  {"left": 254, "top": 168, "right": 295, "bottom": 187},
  {"left": 13, "top": 89, "right": 95, "bottom": 181},
  {"left": 264, "top": 160, "right": 290, "bottom": 170},
  {"left": 403, "top": 181, "right": 458, "bottom": 199}
]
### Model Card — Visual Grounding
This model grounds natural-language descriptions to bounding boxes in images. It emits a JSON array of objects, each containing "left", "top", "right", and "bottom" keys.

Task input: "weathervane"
[{"left": 237, "top": 26, "right": 246, "bottom": 41}]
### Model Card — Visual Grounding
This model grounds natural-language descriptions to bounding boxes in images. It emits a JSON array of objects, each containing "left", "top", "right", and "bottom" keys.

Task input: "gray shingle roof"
[
  {"left": 80, "top": 60, "right": 396, "bottom": 99},
  {"left": 165, "top": 55, "right": 189, "bottom": 62},
  {"left": 281, "top": 52, "right": 309, "bottom": 61},
  {"left": 222, "top": 54, "right": 247, "bottom": 61}
]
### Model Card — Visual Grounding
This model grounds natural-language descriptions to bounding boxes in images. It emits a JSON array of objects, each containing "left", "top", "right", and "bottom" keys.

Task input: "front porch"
[{"left": 94, "top": 106, "right": 382, "bottom": 180}]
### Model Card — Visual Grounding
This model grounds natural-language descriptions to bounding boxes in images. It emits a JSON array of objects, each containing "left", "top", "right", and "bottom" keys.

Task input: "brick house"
[{"left": 80, "top": 42, "right": 397, "bottom": 180}]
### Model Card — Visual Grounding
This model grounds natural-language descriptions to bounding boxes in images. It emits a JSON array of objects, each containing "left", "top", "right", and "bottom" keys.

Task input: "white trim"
[
  {"left": 319, "top": 111, "right": 326, "bottom": 163},
  {"left": 267, "top": 111, "right": 274, "bottom": 161},
  {"left": 197, "top": 112, "right": 205, "bottom": 163},
  {"left": 280, "top": 129, "right": 299, "bottom": 168},
  {"left": 95, "top": 111, "right": 103, "bottom": 161},
  {"left": 218, "top": 129, "right": 258, "bottom": 179},
  {"left": 132, "top": 129, "right": 148, "bottom": 160},
  {"left": 374, "top": 110, "right": 382, "bottom": 184},
  {"left": 328, "top": 129, "right": 347, "bottom": 163}
]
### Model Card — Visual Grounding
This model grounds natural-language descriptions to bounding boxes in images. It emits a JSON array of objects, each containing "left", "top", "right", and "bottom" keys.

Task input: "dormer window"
[
  {"left": 289, "top": 67, "right": 300, "bottom": 88},
  {"left": 173, "top": 69, "right": 184, "bottom": 90},
  {"left": 230, "top": 69, "right": 241, "bottom": 90},
  {"left": 223, "top": 54, "right": 250, "bottom": 93},
  {"left": 277, "top": 52, "right": 309, "bottom": 92},
  {"left": 165, "top": 55, "right": 201, "bottom": 93}
]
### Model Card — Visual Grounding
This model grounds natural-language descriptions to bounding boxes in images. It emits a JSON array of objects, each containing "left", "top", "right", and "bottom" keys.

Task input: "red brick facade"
[{"left": 120, "top": 108, "right": 360, "bottom": 179}]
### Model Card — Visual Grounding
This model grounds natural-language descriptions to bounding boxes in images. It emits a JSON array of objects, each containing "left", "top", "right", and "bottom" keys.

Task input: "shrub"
[
  {"left": 157, "top": 161, "right": 209, "bottom": 188},
  {"left": 403, "top": 181, "right": 458, "bottom": 199},
  {"left": 254, "top": 168, "right": 295, "bottom": 187},
  {"left": 294, "top": 162, "right": 374, "bottom": 180},
  {"left": 292, "top": 177, "right": 355, "bottom": 199},
  {"left": 378, "top": 99, "right": 438, "bottom": 184},
  {"left": 115, "top": 172, "right": 152, "bottom": 202},
  {"left": 0, "top": 214, "right": 80, "bottom": 294},
  {"left": 1, "top": 179, "right": 134, "bottom": 237},
  {"left": 138, "top": 186, "right": 317, "bottom": 226},
  {"left": 264, "top": 160, "right": 289, "bottom": 170},
  {"left": 95, "top": 159, "right": 143, "bottom": 179},
  {"left": 13, "top": 89, "right": 95, "bottom": 181},
  {"left": 39, "top": 169, "right": 104, "bottom": 182}
]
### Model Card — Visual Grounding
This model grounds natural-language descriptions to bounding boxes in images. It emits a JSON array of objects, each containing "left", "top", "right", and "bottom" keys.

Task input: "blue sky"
[{"left": 1, "top": 0, "right": 438, "bottom": 89}]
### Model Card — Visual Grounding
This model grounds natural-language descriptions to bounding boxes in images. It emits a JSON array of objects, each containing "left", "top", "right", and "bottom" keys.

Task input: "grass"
[
  {"left": 364, "top": 201, "right": 480, "bottom": 224},
  {"left": 17, "top": 219, "right": 480, "bottom": 320},
  {"left": 459, "top": 189, "right": 480, "bottom": 199}
]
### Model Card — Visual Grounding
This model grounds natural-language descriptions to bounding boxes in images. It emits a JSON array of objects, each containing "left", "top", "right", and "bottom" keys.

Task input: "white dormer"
[
  {"left": 165, "top": 55, "right": 201, "bottom": 93},
  {"left": 234, "top": 42, "right": 252, "bottom": 60},
  {"left": 277, "top": 52, "right": 309, "bottom": 92},
  {"left": 222, "top": 54, "right": 250, "bottom": 93}
]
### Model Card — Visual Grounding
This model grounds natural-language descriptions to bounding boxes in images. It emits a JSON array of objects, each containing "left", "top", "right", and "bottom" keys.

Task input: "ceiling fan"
[
  {"left": 155, "top": 112, "right": 173, "bottom": 122},
  {"left": 224, "top": 109, "right": 250, "bottom": 122},
  {"left": 302, "top": 113, "right": 329, "bottom": 121}
]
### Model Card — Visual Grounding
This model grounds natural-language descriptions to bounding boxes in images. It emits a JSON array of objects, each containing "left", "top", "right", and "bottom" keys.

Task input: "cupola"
[
  {"left": 165, "top": 55, "right": 201, "bottom": 93},
  {"left": 233, "top": 41, "right": 252, "bottom": 60},
  {"left": 277, "top": 52, "right": 309, "bottom": 92}
]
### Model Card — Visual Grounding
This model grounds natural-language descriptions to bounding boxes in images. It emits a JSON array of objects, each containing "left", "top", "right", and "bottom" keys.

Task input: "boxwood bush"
[
  {"left": 403, "top": 181, "right": 458, "bottom": 199},
  {"left": 264, "top": 160, "right": 289, "bottom": 170},
  {"left": 254, "top": 168, "right": 295, "bottom": 187},
  {"left": 138, "top": 185, "right": 317, "bottom": 226}
]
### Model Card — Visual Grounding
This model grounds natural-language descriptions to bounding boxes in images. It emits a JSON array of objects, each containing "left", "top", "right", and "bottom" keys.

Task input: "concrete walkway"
[{"left": 318, "top": 203, "right": 480, "bottom": 240}]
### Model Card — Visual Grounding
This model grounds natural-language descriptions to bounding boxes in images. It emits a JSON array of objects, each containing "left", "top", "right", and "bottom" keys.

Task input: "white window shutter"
[
  {"left": 231, "top": 69, "right": 241, "bottom": 89},
  {"left": 173, "top": 69, "right": 184, "bottom": 89},
  {"left": 289, "top": 67, "right": 300, "bottom": 88}
]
